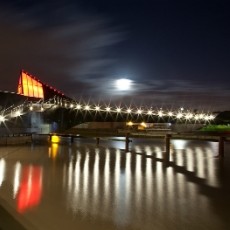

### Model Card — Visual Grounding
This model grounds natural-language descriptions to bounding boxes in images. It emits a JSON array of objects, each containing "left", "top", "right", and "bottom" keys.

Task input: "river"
[{"left": 0, "top": 137, "right": 230, "bottom": 230}]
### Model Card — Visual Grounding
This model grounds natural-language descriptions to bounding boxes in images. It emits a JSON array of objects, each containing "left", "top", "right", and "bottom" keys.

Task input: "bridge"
[
  {"left": 0, "top": 70, "right": 219, "bottom": 134},
  {"left": 0, "top": 70, "right": 229, "bottom": 159}
]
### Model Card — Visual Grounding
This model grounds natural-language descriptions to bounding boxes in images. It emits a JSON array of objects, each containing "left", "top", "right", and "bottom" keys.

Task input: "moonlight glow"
[{"left": 115, "top": 79, "right": 132, "bottom": 91}]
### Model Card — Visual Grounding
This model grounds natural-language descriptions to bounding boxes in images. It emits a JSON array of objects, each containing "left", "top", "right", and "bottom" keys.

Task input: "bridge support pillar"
[
  {"left": 218, "top": 136, "right": 225, "bottom": 158},
  {"left": 70, "top": 136, "right": 74, "bottom": 143},
  {"left": 164, "top": 134, "right": 171, "bottom": 162},
  {"left": 125, "top": 133, "right": 131, "bottom": 152}
]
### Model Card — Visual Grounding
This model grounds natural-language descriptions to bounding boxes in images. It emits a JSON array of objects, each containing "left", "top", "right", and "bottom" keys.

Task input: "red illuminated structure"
[
  {"left": 18, "top": 71, "right": 44, "bottom": 99},
  {"left": 17, "top": 70, "right": 70, "bottom": 101}
]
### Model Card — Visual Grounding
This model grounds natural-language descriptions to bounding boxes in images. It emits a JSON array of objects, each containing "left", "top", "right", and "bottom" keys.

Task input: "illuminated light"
[
  {"left": 40, "top": 107, "right": 44, "bottom": 112},
  {"left": 51, "top": 135, "right": 60, "bottom": 143},
  {"left": 141, "top": 122, "right": 146, "bottom": 127},
  {"left": 209, "top": 115, "right": 215, "bottom": 120},
  {"left": 0, "top": 115, "right": 5, "bottom": 122},
  {"left": 76, "top": 104, "right": 81, "bottom": 109},
  {"left": 106, "top": 107, "right": 111, "bottom": 112},
  {"left": 180, "top": 107, "right": 184, "bottom": 111},
  {"left": 84, "top": 105, "right": 90, "bottom": 110},
  {"left": 15, "top": 110, "right": 22, "bottom": 117},
  {"left": 188, "top": 113, "right": 193, "bottom": 119},
  {"left": 137, "top": 109, "right": 142, "bottom": 114},
  {"left": 95, "top": 106, "right": 100, "bottom": 111},
  {"left": 29, "top": 106, "right": 33, "bottom": 111},
  {"left": 158, "top": 111, "right": 163, "bottom": 117},
  {"left": 116, "top": 107, "right": 121, "bottom": 112},
  {"left": 168, "top": 111, "right": 173, "bottom": 116},
  {"left": 65, "top": 103, "right": 67, "bottom": 107},
  {"left": 194, "top": 115, "right": 199, "bottom": 120},
  {"left": 147, "top": 110, "right": 153, "bottom": 115},
  {"left": 205, "top": 116, "right": 210, "bottom": 121},
  {"left": 176, "top": 113, "right": 183, "bottom": 119},
  {"left": 185, "top": 114, "right": 191, "bottom": 119},
  {"left": 17, "top": 71, "right": 44, "bottom": 99},
  {"left": 127, "top": 121, "right": 133, "bottom": 126},
  {"left": 70, "top": 104, "right": 74, "bottom": 108},
  {"left": 126, "top": 108, "right": 132, "bottom": 113},
  {"left": 199, "top": 114, "right": 204, "bottom": 119}
]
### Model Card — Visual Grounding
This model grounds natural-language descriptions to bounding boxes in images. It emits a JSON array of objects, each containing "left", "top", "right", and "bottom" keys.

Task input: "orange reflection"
[
  {"left": 48, "top": 143, "right": 59, "bottom": 159},
  {"left": 17, "top": 166, "right": 43, "bottom": 213}
]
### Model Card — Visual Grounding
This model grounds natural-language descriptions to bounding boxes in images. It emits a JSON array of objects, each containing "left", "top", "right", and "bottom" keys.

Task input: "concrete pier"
[
  {"left": 218, "top": 136, "right": 225, "bottom": 158},
  {"left": 125, "top": 133, "right": 131, "bottom": 152},
  {"left": 164, "top": 134, "right": 171, "bottom": 162}
]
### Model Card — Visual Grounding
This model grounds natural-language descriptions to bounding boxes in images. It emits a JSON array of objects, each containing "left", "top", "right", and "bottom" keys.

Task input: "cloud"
[
  {"left": 0, "top": 1, "right": 124, "bottom": 96},
  {"left": 86, "top": 78, "right": 230, "bottom": 111}
]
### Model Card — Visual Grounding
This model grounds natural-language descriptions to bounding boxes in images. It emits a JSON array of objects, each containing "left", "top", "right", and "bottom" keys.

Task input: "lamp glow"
[
  {"left": 76, "top": 104, "right": 81, "bottom": 109},
  {"left": 116, "top": 107, "right": 121, "bottom": 112},
  {"left": 15, "top": 110, "right": 22, "bottom": 117},
  {"left": 147, "top": 110, "right": 153, "bottom": 115},
  {"left": 127, "top": 121, "right": 133, "bottom": 126},
  {"left": 177, "top": 113, "right": 183, "bottom": 119},
  {"left": 137, "top": 109, "right": 142, "bottom": 114},
  {"left": 85, "top": 105, "right": 90, "bottom": 110},
  {"left": 158, "top": 111, "right": 163, "bottom": 117},
  {"left": 95, "top": 106, "right": 100, "bottom": 111},
  {"left": 0, "top": 115, "right": 5, "bottom": 122}
]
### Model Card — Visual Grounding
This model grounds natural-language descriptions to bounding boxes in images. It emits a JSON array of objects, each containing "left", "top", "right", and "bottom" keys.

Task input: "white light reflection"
[
  {"left": 135, "top": 154, "right": 142, "bottom": 211},
  {"left": 205, "top": 146, "right": 219, "bottom": 187},
  {"left": 114, "top": 149, "right": 121, "bottom": 223},
  {"left": 155, "top": 146, "right": 162, "bottom": 158},
  {"left": 92, "top": 149, "right": 99, "bottom": 216},
  {"left": 13, "top": 162, "right": 22, "bottom": 198},
  {"left": 73, "top": 151, "right": 81, "bottom": 213},
  {"left": 176, "top": 149, "right": 184, "bottom": 167},
  {"left": 134, "top": 145, "right": 141, "bottom": 153},
  {"left": 144, "top": 146, "right": 153, "bottom": 156},
  {"left": 196, "top": 147, "right": 205, "bottom": 178},
  {"left": 145, "top": 156, "right": 153, "bottom": 214},
  {"left": 58, "top": 139, "right": 224, "bottom": 227},
  {"left": 155, "top": 161, "right": 164, "bottom": 214},
  {"left": 186, "top": 148, "right": 194, "bottom": 172},
  {"left": 114, "top": 149, "right": 121, "bottom": 198},
  {"left": 103, "top": 148, "right": 110, "bottom": 217},
  {"left": 172, "top": 139, "right": 187, "bottom": 150},
  {"left": 0, "top": 159, "right": 6, "bottom": 186},
  {"left": 125, "top": 152, "right": 132, "bottom": 220},
  {"left": 68, "top": 159, "right": 73, "bottom": 193},
  {"left": 82, "top": 151, "right": 89, "bottom": 213}
]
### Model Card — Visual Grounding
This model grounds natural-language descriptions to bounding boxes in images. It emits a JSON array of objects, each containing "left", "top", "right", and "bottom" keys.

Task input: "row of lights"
[
  {"left": 0, "top": 100, "right": 215, "bottom": 124},
  {"left": 0, "top": 109, "right": 23, "bottom": 123},
  {"left": 57, "top": 102, "right": 215, "bottom": 121}
]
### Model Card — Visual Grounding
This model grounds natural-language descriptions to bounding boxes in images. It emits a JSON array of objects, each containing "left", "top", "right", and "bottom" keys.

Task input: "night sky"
[{"left": 0, "top": 0, "right": 230, "bottom": 111}]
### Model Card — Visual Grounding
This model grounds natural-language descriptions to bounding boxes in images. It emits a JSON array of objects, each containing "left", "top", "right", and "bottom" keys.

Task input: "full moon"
[{"left": 115, "top": 78, "right": 132, "bottom": 91}]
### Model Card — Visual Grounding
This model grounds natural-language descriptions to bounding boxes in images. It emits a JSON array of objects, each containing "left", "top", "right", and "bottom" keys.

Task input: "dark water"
[{"left": 0, "top": 138, "right": 230, "bottom": 230}]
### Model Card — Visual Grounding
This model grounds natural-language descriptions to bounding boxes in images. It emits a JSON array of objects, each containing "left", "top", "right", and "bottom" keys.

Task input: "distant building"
[{"left": 0, "top": 70, "right": 71, "bottom": 134}]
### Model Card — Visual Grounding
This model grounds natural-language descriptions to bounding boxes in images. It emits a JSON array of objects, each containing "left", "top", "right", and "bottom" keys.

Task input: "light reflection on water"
[{"left": 0, "top": 138, "right": 230, "bottom": 229}]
